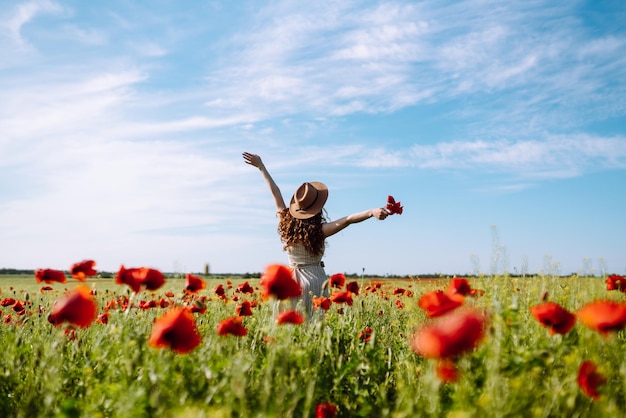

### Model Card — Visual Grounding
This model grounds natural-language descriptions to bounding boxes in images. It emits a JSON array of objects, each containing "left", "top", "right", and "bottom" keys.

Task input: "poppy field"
[{"left": 1, "top": 263, "right": 626, "bottom": 418}]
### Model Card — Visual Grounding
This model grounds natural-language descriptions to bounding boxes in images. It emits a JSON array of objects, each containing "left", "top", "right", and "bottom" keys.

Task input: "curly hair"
[{"left": 277, "top": 208, "right": 327, "bottom": 256}]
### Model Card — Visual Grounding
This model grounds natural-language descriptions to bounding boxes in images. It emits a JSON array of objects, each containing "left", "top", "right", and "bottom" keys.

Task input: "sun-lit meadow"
[{"left": 1, "top": 269, "right": 625, "bottom": 418}]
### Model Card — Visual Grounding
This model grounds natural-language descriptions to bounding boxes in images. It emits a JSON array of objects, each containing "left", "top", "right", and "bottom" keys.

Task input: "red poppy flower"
[
  {"left": 577, "top": 360, "right": 606, "bottom": 400},
  {"left": 40, "top": 286, "right": 53, "bottom": 293},
  {"left": 116, "top": 266, "right": 142, "bottom": 292},
  {"left": 605, "top": 274, "right": 626, "bottom": 292},
  {"left": 97, "top": 312, "right": 109, "bottom": 324},
  {"left": 217, "top": 316, "right": 248, "bottom": 337},
  {"left": 436, "top": 359, "right": 459, "bottom": 383},
  {"left": 48, "top": 286, "right": 97, "bottom": 328},
  {"left": 330, "top": 291, "right": 353, "bottom": 306},
  {"left": 386, "top": 195, "right": 403, "bottom": 215},
  {"left": 418, "top": 290, "right": 464, "bottom": 318},
  {"left": 346, "top": 281, "right": 360, "bottom": 295},
  {"left": 1, "top": 298, "right": 16, "bottom": 307},
  {"left": 393, "top": 287, "right": 407, "bottom": 295},
  {"left": 236, "top": 300, "right": 253, "bottom": 316},
  {"left": 446, "top": 278, "right": 473, "bottom": 297},
  {"left": 12, "top": 300, "right": 25, "bottom": 313},
  {"left": 185, "top": 274, "right": 206, "bottom": 294},
  {"left": 148, "top": 307, "right": 201, "bottom": 354},
  {"left": 115, "top": 266, "right": 166, "bottom": 293},
  {"left": 359, "top": 327, "right": 373, "bottom": 342},
  {"left": 313, "top": 297, "right": 332, "bottom": 311},
  {"left": 366, "top": 282, "right": 382, "bottom": 293},
  {"left": 190, "top": 300, "right": 207, "bottom": 314},
  {"left": 259, "top": 264, "right": 302, "bottom": 300},
  {"left": 329, "top": 273, "right": 346, "bottom": 288},
  {"left": 35, "top": 268, "right": 67, "bottom": 284},
  {"left": 141, "top": 268, "right": 166, "bottom": 291},
  {"left": 277, "top": 310, "right": 305, "bottom": 325},
  {"left": 530, "top": 302, "right": 576, "bottom": 335},
  {"left": 69, "top": 260, "right": 97, "bottom": 281},
  {"left": 139, "top": 300, "right": 157, "bottom": 310},
  {"left": 395, "top": 299, "right": 405, "bottom": 309},
  {"left": 164, "top": 291, "right": 175, "bottom": 298},
  {"left": 577, "top": 300, "right": 626, "bottom": 336},
  {"left": 316, "top": 402, "right": 337, "bottom": 418},
  {"left": 213, "top": 284, "right": 226, "bottom": 298},
  {"left": 411, "top": 309, "right": 488, "bottom": 359},
  {"left": 237, "top": 281, "right": 254, "bottom": 294}
]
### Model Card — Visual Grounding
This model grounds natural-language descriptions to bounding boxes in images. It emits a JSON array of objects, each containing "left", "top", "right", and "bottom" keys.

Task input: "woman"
[{"left": 243, "top": 152, "right": 389, "bottom": 315}]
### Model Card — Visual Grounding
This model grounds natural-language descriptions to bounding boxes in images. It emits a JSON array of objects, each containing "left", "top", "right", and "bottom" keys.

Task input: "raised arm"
[
  {"left": 322, "top": 207, "right": 388, "bottom": 238},
  {"left": 243, "top": 152, "right": 286, "bottom": 212}
]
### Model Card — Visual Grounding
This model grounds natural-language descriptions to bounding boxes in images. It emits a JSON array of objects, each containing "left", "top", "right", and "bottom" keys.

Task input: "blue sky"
[{"left": 1, "top": 0, "right": 625, "bottom": 276}]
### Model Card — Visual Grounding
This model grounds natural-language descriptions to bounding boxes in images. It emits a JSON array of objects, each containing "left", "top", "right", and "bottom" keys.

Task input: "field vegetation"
[{"left": 1, "top": 268, "right": 625, "bottom": 417}]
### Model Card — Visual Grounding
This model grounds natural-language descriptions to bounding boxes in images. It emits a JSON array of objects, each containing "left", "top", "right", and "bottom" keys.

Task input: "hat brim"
[{"left": 289, "top": 181, "right": 328, "bottom": 219}]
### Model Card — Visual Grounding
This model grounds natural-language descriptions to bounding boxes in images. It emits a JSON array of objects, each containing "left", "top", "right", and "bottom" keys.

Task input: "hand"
[
  {"left": 243, "top": 152, "right": 264, "bottom": 169},
  {"left": 372, "top": 208, "right": 389, "bottom": 220}
]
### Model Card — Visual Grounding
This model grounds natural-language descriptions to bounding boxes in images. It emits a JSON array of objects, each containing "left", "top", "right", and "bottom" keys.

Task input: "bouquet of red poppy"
[{"left": 386, "top": 195, "right": 403, "bottom": 215}]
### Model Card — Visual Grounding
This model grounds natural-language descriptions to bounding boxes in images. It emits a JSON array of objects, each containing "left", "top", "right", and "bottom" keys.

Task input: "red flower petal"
[
  {"left": 359, "top": 327, "right": 373, "bottom": 342},
  {"left": 237, "top": 281, "right": 254, "bottom": 294},
  {"left": 330, "top": 291, "right": 353, "bottom": 306},
  {"left": 446, "top": 278, "right": 473, "bottom": 297},
  {"left": 214, "top": 284, "right": 226, "bottom": 297},
  {"left": 577, "top": 360, "right": 606, "bottom": 400},
  {"left": 329, "top": 273, "right": 346, "bottom": 288},
  {"left": 259, "top": 264, "right": 302, "bottom": 300},
  {"left": 346, "top": 281, "right": 360, "bottom": 295},
  {"left": 217, "top": 316, "right": 248, "bottom": 337},
  {"left": 577, "top": 300, "right": 626, "bottom": 337},
  {"left": 436, "top": 358, "right": 459, "bottom": 383},
  {"left": 313, "top": 297, "right": 332, "bottom": 311},
  {"left": 48, "top": 286, "right": 97, "bottom": 328},
  {"left": 386, "top": 195, "right": 403, "bottom": 215},
  {"left": 35, "top": 268, "right": 67, "bottom": 284},
  {"left": 115, "top": 266, "right": 166, "bottom": 293},
  {"left": 315, "top": 402, "right": 337, "bottom": 418},
  {"left": 276, "top": 310, "right": 304, "bottom": 325},
  {"left": 236, "top": 300, "right": 253, "bottom": 317},
  {"left": 69, "top": 260, "right": 98, "bottom": 281},
  {"left": 141, "top": 268, "right": 166, "bottom": 291},
  {"left": 148, "top": 307, "right": 201, "bottom": 354},
  {"left": 411, "top": 309, "right": 488, "bottom": 359},
  {"left": 184, "top": 274, "right": 206, "bottom": 294},
  {"left": 605, "top": 274, "right": 626, "bottom": 292},
  {"left": 530, "top": 302, "right": 576, "bottom": 335},
  {"left": 97, "top": 312, "right": 109, "bottom": 324},
  {"left": 418, "top": 290, "right": 464, "bottom": 318}
]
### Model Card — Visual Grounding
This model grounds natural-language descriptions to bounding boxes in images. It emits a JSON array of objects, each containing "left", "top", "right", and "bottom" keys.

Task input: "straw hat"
[{"left": 289, "top": 182, "right": 328, "bottom": 219}]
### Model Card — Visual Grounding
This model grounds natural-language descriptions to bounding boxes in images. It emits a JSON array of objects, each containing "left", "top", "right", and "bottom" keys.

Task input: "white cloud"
[
  {"left": 407, "top": 135, "right": 626, "bottom": 176},
  {"left": 1, "top": 0, "right": 64, "bottom": 46}
]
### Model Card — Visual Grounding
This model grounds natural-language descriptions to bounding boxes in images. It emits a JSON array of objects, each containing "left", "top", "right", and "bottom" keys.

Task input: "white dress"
[{"left": 286, "top": 243, "right": 328, "bottom": 313}]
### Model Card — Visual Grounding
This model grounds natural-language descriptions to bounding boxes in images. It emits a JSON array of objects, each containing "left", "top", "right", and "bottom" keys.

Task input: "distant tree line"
[
  {"left": 0, "top": 268, "right": 35, "bottom": 275},
  {"left": 0, "top": 268, "right": 605, "bottom": 279}
]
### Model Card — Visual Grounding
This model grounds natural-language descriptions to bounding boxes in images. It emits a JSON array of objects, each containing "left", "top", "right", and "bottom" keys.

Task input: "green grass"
[{"left": 1, "top": 274, "right": 625, "bottom": 417}]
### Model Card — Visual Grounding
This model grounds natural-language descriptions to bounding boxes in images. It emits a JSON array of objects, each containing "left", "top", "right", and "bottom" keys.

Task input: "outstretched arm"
[
  {"left": 322, "top": 207, "right": 388, "bottom": 238},
  {"left": 243, "top": 152, "right": 286, "bottom": 212}
]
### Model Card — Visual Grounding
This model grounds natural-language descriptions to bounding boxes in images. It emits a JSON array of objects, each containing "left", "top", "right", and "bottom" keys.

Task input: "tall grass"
[{"left": 0, "top": 275, "right": 624, "bottom": 417}]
